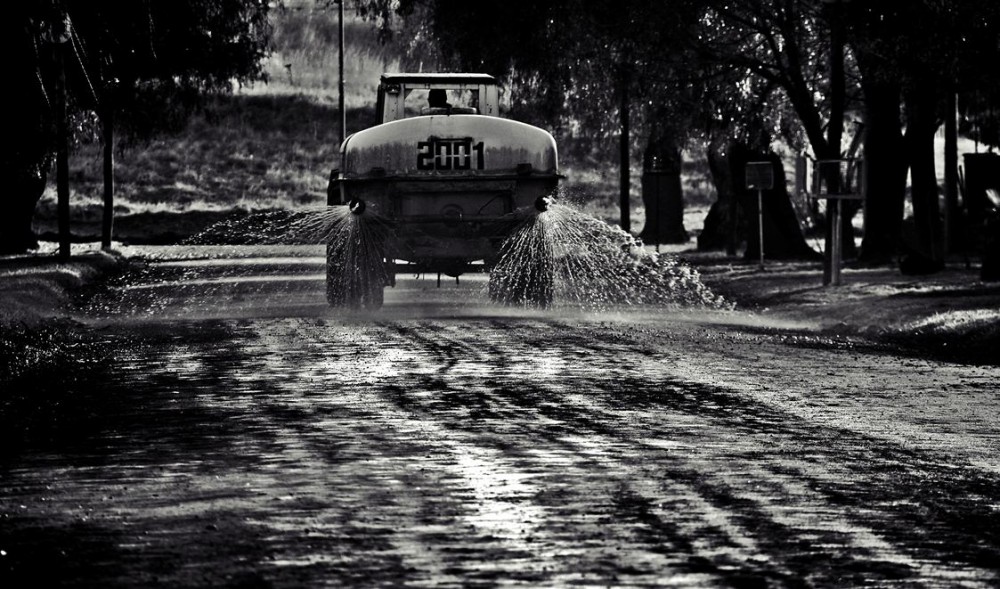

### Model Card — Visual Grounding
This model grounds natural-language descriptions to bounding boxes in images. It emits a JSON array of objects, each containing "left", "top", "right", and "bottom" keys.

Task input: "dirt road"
[{"left": 2, "top": 247, "right": 998, "bottom": 588}]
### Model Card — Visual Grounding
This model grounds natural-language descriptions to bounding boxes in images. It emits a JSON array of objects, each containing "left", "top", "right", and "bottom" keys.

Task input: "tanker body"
[{"left": 326, "top": 73, "right": 560, "bottom": 308}]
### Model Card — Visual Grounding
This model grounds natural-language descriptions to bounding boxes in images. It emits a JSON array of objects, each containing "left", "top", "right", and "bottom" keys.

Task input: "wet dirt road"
[{"left": 2, "top": 246, "right": 999, "bottom": 588}]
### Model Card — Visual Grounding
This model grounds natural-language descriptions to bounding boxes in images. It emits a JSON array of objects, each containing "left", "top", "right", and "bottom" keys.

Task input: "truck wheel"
[{"left": 326, "top": 242, "right": 385, "bottom": 310}]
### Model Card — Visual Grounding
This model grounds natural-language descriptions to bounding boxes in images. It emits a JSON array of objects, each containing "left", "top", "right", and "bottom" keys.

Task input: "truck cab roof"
[
  {"left": 377, "top": 73, "right": 501, "bottom": 123},
  {"left": 379, "top": 73, "right": 497, "bottom": 87}
]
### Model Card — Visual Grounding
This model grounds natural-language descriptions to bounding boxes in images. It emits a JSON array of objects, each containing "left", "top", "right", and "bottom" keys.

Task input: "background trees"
[
  {"left": 6, "top": 0, "right": 999, "bottom": 273},
  {"left": 361, "top": 0, "right": 839, "bottom": 257},
  {"left": 359, "top": 0, "right": 720, "bottom": 241},
  {"left": 358, "top": 0, "right": 1000, "bottom": 271},
  {"left": 847, "top": 1, "right": 1000, "bottom": 267},
  {"left": 2, "top": 0, "right": 272, "bottom": 255}
]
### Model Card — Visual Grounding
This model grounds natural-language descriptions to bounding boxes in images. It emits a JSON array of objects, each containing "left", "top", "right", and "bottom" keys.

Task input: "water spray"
[{"left": 489, "top": 198, "right": 732, "bottom": 311}]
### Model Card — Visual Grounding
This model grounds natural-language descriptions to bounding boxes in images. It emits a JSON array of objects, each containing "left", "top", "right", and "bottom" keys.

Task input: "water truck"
[{"left": 326, "top": 73, "right": 560, "bottom": 309}]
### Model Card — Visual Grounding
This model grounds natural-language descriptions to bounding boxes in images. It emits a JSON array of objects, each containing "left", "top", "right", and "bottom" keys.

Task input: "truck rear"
[{"left": 326, "top": 73, "right": 560, "bottom": 309}]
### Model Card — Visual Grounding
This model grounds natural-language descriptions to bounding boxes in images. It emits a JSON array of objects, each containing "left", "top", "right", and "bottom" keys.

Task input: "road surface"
[{"left": 2, "top": 246, "right": 999, "bottom": 588}]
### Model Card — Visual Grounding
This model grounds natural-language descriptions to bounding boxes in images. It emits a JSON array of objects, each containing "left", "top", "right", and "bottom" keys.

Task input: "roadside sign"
[
  {"left": 745, "top": 162, "right": 774, "bottom": 191},
  {"left": 811, "top": 158, "right": 865, "bottom": 286}
]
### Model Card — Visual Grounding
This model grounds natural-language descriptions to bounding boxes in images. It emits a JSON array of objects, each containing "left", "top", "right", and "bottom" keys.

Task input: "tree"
[
  {"left": 361, "top": 0, "right": 1000, "bottom": 270},
  {"left": 846, "top": 1, "right": 1000, "bottom": 267},
  {"left": 1, "top": 0, "right": 273, "bottom": 255},
  {"left": 3, "top": 5, "right": 60, "bottom": 255}
]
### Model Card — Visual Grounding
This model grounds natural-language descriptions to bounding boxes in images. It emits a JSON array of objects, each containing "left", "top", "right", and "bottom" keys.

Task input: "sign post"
[
  {"left": 745, "top": 162, "right": 774, "bottom": 271},
  {"left": 813, "top": 159, "right": 864, "bottom": 286}
]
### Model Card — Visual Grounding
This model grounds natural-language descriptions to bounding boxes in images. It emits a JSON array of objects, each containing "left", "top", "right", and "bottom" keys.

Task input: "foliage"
[
  {"left": 696, "top": 1, "right": 852, "bottom": 155},
  {"left": 841, "top": 0, "right": 1000, "bottom": 260},
  {"left": 263, "top": 3, "right": 408, "bottom": 105},
  {"left": 72, "top": 0, "right": 274, "bottom": 143},
  {"left": 351, "top": 0, "right": 846, "bottom": 257},
  {"left": 39, "top": 95, "right": 368, "bottom": 219},
  {"left": 845, "top": 0, "right": 1000, "bottom": 148},
  {"left": 353, "top": 1, "right": 860, "bottom": 162},
  {"left": 10, "top": 0, "right": 274, "bottom": 145},
  {"left": 353, "top": 1, "right": 707, "bottom": 151},
  {"left": 1, "top": 0, "right": 275, "bottom": 254}
]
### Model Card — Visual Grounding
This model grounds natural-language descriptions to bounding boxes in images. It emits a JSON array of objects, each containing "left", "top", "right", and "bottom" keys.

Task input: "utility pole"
[
  {"left": 338, "top": 0, "right": 346, "bottom": 145},
  {"left": 619, "top": 66, "right": 630, "bottom": 233}
]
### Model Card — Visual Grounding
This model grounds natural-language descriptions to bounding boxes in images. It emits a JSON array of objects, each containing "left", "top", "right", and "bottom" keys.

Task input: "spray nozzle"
[
  {"left": 349, "top": 198, "right": 367, "bottom": 215},
  {"left": 534, "top": 196, "right": 553, "bottom": 212}
]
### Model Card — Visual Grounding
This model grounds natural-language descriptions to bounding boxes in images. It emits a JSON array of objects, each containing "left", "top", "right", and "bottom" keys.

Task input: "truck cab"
[{"left": 376, "top": 72, "right": 501, "bottom": 121}]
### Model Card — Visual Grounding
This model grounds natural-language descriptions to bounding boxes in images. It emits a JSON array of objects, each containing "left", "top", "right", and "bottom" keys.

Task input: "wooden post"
[
  {"left": 830, "top": 198, "right": 843, "bottom": 285},
  {"left": 944, "top": 89, "right": 959, "bottom": 254},
  {"left": 102, "top": 102, "right": 115, "bottom": 250},
  {"left": 53, "top": 25, "right": 71, "bottom": 261},
  {"left": 823, "top": 0, "right": 847, "bottom": 284},
  {"left": 815, "top": 159, "right": 863, "bottom": 286},
  {"left": 757, "top": 188, "right": 765, "bottom": 270},
  {"left": 338, "top": 0, "right": 346, "bottom": 146},
  {"left": 745, "top": 161, "right": 774, "bottom": 271},
  {"left": 619, "top": 67, "right": 630, "bottom": 233}
]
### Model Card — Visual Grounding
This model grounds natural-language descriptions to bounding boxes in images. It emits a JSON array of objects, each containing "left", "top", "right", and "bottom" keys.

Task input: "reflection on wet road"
[{"left": 2, "top": 247, "right": 999, "bottom": 588}]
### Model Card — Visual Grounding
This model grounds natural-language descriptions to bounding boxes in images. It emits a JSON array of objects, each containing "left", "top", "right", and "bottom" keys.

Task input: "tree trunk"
[
  {"left": 0, "top": 157, "right": 50, "bottom": 255},
  {"left": 55, "top": 38, "right": 71, "bottom": 262},
  {"left": 943, "top": 89, "right": 959, "bottom": 254},
  {"left": 901, "top": 82, "right": 944, "bottom": 273},
  {"left": 964, "top": 152, "right": 1000, "bottom": 270},
  {"left": 699, "top": 142, "right": 741, "bottom": 255},
  {"left": 639, "top": 124, "right": 687, "bottom": 244},
  {"left": 857, "top": 65, "right": 907, "bottom": 264}
]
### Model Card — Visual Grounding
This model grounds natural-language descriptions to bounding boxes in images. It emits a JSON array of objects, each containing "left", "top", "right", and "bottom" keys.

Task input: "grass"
[
  {"left": 39, "top": 95, "right": 376, "bottom": 229},
  {"left": 247, "top": 9, "right": 404, "bottom": 108}
]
